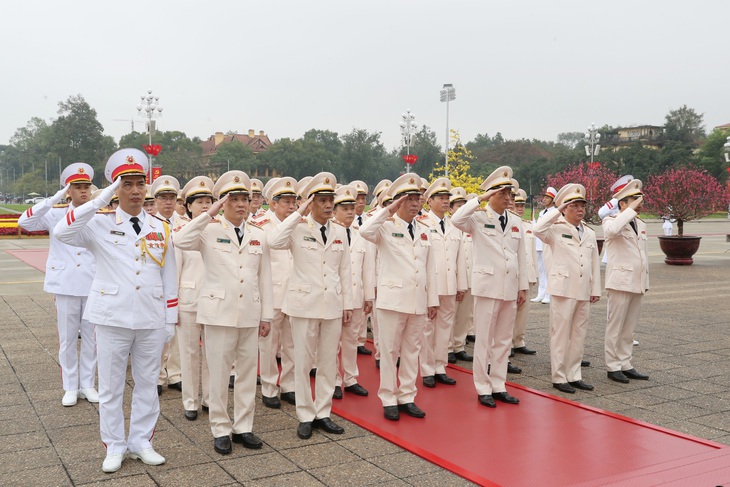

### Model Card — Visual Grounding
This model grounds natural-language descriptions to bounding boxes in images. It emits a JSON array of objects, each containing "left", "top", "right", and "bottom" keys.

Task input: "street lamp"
[
  {"left": 399, "top": 109, "right": 418, "bottom": 173},
  {"left": 723, "top": 136, "right": 730, "bottom": 163},
  {"left": 584, "top": 122, "right": 601, "bottom": 163},
  {"left": 136, "top": 89, "right": 164, "bottom": 179},
  {"left": 440, "top": 84, "right": 456, "bottom": 176}
]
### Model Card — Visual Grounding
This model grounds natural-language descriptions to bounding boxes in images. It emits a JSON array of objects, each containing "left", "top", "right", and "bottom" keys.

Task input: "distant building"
[
  {"left": 602, "top": 125, "right": 664, "bottom": 150},
  {"left": 713, "top": 122, "right": 730, "bottom": 132},
  {"left": 200, "top": 130, "right": 280, "bottom": 178}
]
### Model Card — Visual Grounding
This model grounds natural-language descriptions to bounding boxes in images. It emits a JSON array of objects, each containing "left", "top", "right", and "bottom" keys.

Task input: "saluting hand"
[
  {"left": 386, "top": 195, "right": 406, "bottom": 216},
  {"left": 206, "top": 193, "right": 228, "bottom": 218},
  {"left": 629, "top": 196, "right": 643, "bottom": 212},
  {"left": 478, "top": 188, "right": 498, "bottom": 203},
  {"left": 297, "top": 195, "right": 313, "bottom": 216}
]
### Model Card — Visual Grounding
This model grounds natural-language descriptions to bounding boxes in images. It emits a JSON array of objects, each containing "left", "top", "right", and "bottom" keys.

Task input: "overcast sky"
[{"left": 2, "top": 1, "right": 728, "bottom": 153}]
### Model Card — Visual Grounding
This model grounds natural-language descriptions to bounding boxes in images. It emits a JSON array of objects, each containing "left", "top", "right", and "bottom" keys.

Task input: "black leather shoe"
[
  {"left": 262, "top": 395, "right": 281, "bottom": 409},
  {"left": 232, "top": 432, "right": 263, "bottom": 449},
  {"left": 607, "top": 371, "right": 630, "bottom": 383},
  {"left": 513, "top": 346, "right": 537, "bottom": 355},
  {"left": 466, "top": 335, "right": 476, "bottom": 343},
  {"left": 297, "top": 422, "right": 313, "bottom": 439},
  {"left": 214, "top": 436, "right": 232, "bottom": 455},
  {"left": 553, "top": 382, "right": 576, "bottom": 394},
  {"left": 581, "top": 360, "right": 591, "bottom": 367},
  {"left": 280, "top": 392, "right": 296, "bottom": 405},
  {"left": 313, "top": 417, "right": 344, "bottom": 434},
  {"left": 454, "top": 351, "right": 473, "bottom": 362},
  {"left": 201, "top": 405, "right": 209, "bottom": 413},
  {"left": 493, "top": 392, "right": 519, "bottom": 404},
  {"left": 623, "top": 368, "right": 649, "bottom": 380},
  {"left": 422, "top": 376, "right": 436, "bottom": 388},
  {"left": 478, "top": 394, "right": 496, "bottom": 408},
  {"left": 332, "top": 386, "right": 343, "bottom": 400},
  {"left": 434, "top": 373, "right": 456, "bottom": 385},
  {"left": 383, "top": 405, "right": 400, "bottom": 421},
  {"left": 357, "top": 345, "right": 373, "bottom": 355},
  {"left": 168, "top": 381, "right": 182, "bottom": 391},
  {"left": 228, "top": 375, "right": 235, "bottom": 389},
  {"left": 569, "top": 380, "right": 595, "bottom": 391},
  {"left": 397, "top": 402, "right": 426, "bottom": 418},
  {"left": 157, "top": 385, "right": 162, "bottom": 396},
  {"left": 184, "top": 409, "right": 198, "bottom": 420},
  {"left": 309, "top": 368, "right": 317, "bottom": 377},
  {"left": 375, "top": 359, "right": 380, "bottom": 369},
  {"left": 507, "top": 362, "right": 522, "bottom": 374},
  {"left": 257, "top": 375, "right": 261, "bottom": 385},
  {"left": 509, "top": 348, "right": 515, "bottom": 358},
  {"left": 344, "top": 383, "right": 368, "bottom": 396},
  {"left": 396, "top": 358, "right": 400, "bottom": 368},
  {"left": 447, "top": 352, "right": 457, "bottom": 364}
]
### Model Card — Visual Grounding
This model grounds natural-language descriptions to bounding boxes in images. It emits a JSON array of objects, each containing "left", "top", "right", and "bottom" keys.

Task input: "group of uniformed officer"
[{"left": 20, "top": 148, "right": 651, "bottom": 473}]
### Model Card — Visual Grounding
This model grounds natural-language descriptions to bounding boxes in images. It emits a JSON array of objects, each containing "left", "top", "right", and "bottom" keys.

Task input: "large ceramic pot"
[{"left": 657, "top": 236, "right": 702, "bottom": 265}]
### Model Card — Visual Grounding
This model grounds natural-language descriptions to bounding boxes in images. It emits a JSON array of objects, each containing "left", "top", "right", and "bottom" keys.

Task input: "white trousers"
[
  {"left": 290, "top": 316, "right": 341, "bottom": 422},
  {"left": 450, "top": 289, "right": 473, "bottom": 353},
  {"left": 549, "top": 296, "right": 590, "bottom": 383},
  {"left": 158, "top": 324, "right": 181, "bottom": 386},
  {"left": 55, "top": 294, "right": 96, "bottom": 391},
  {"left": 205, "top": 325, "right": 258, "bottom": 437},
  {"left": 337, "top": 307, "right": 364, "bottom": 388},
  {"left": 513, "top": 282, "right": 536, "bottom": 348},
  {"left": 605, "top": 290, "right": 643, "bottom": 372},
  {"left": 96, "top": 325, "right": 165, "bottom": 455},
  {"left": 536, "top": 251, "right": 549, "bottom": 300},
  {"left": 420, "top": 295, "right": 456, "bottom": 376},
  {"left": 472, "top": 297, "right": 516, "bottom": 396},
  {"left": 376, "top": 309, "right": 425, "bottom": 407},
  {"left": 259, "top": 309, "right": 295, "bottom": 397},
  {"left": 177, "top": 310, "right": 209, "bottom": 411}
]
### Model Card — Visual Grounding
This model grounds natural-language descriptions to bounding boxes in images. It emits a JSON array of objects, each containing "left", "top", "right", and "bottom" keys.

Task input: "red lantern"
[
  {"left": 143, "top": 144, "right": 162, "bottom": 156},
  {"left": 588, "top": 161, "right": 601, "bottom": 170},
  {"left": 402, "top": 154, "right": 419, "bottom": 165}
]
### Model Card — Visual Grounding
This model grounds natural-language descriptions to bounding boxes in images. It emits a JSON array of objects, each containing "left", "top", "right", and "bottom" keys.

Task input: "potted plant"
[{"left": 643, "top": 166, "right": 728, "bottom": 265}]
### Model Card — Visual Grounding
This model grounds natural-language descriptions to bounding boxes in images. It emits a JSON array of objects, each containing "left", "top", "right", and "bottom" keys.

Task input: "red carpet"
[
  {"left": 5, "top": 249, "right": 49, "bottom": 272},
  {"left": 331, "top": 355, "right": 730, "bottom": 486}
]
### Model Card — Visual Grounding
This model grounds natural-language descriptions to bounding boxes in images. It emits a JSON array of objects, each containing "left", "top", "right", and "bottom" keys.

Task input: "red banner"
[{"left": 148, "top": 166, "right": 162, "bottom": 184}]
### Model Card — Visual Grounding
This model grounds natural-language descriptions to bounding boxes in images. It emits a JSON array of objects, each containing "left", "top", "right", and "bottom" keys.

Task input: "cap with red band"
[
  {"left": 104, "top": 148, "right": 149, "bottom": 183},
  {"left": 60, "top": 163, "right": 94, "bottom": 186}
]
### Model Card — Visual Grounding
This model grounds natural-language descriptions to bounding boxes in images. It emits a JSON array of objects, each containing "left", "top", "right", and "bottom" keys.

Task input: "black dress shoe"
[
  {"left": 553, "top": 382, "right": 576, "bottom": 394},
  {"left": 509, "top": 348, "right": 515, "bottom": 358},
  {"left": 513, "top": 346, "right": 536, "bottom": 355},
  {"left": 344, "top": 383, "right": 368, "bottom": 396},
  {"left": 396, "top": 358, "right": 400, "bottom": 368},
  {"left": 313, "top": 417, "right": 344, "bottom": 434},
  {"left": 257, "top": 375, "right": 261, "bottom": 385},
  {"left": 184, "top": 409, "right": 198, "bottom": 420},
  {"left": 607, "top": 371, "right": 630, "bottom": 383},
  {"left": 434, "top": 373, "right": 456, "bottom": 385},
  {"left": 375, "top": 359, "right": 380, "bottom": 369},
  {"left": 623, "top": 368, "right": 649, "bottom": 380},
  {"left": 581, "top": 360, "right": 591, "bottom": 367},
  {"left": 232, "top": 432, "right": 263, "bottom": 449},
  {"left": 157, "top": 385, "right": 162, "bottom": 396},
  {"left": 332, "top": 386, "right": 343, "bottom": 400},
  {"left": 168, "top": 381, "right": 182, "bottom": 391},
  {"left": 262, "top": 395, "right": 281, "bottom": 409},
  {"left": 297, "top": 422, "right": 313, "bottom": 439},
  {"left": 214, "top": 436, "right": 232, "bottom": 455},
  {"left": 466, "top": 335, "right": 476, "bottom": 343},
  {"left": 280, "top": 392, "right": 296, "bottom": 405},
  {"left": 422, "top": 376, "right": 436, "bottom": 388},
  {"left": 228, "top": 375, "right": 235, "bottom": 389},
  {"left": 357, "top": 345, "right": 373, "bottom": 355},
  {"left": 478, "top": 394, "right": 496, "bottom": 408},
  {"left": 447, "top": 352, "right": 457, "bottom": 364},
  {"left": 493, "top": 392, "right": 519, "bottom": 404},
  {"left": 201, "top": 405, "right": 209, "bottom": 413},
  {"left": 454, "top": 351, "right": 473, "bottom": 362},
  {"left": 569, "top": 380, "right": 595, "bottom": 391},
  {"left": 507, "top": 362, "right": 522, "bottom": 374},
  {"left": 397, "top": 402, "right": 426, "bottom": 418},
  {"left": 383, "top": 405, "right": 400, "bottom": 421},
  {"left": 309, "top": 368, "right": 317, "bottom": 377}
]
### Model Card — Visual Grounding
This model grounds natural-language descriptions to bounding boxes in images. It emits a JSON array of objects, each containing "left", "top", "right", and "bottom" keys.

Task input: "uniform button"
[
  {"left": 76, "top": 252, "right": 81, "bottom": 256},
  {"left": 76, "top": 264, "right": 80, "bottom": 267},
  {"left": 136, "top": 271, "right": 140, "bottom": 275},
  {"left": 210, "top": 293, "right": 214, "bottom": 297},
  {"left": 447, "top": 268, "right": 451, "bottom": 271},
  {"left": 239, "top": 265, "right": 243, "bottom": 269},
  {"left": 240, "top": 279, "right": 244, "bottom": 283},
  {"left": 324, "top": 287, "right": 328, "bottom": 291},
  {"left": 323, "top": 274, "right": 327, "bottom": 277},
  {"left": 580, "top": 274, "right": 583, "bottom": 277},
  {"left": 416, "top": 270, "right": 419, "bottom": 273},
  {"left": 239, "top": 294, "right": 243, "bottom": 298},
  {"left": 135, "top": 257, "right": 139, "bottom": 261},
  {"left": 506, "top": 271, "right": 509, "bottom": 274},
  {"left": 353, "top": 283, "right": 356, "bottom": 286},
  {"left": 135, "top": 243, "right": 139, "bottom": 247},
  {"left": 322, "top": 261, "right": 326, "bottom": 264},
  {"left": 239, "top": 250, "right": 243, "bottom": 254},
  {"left": 136, "top": 286, "right": 140, "bottom": 290}
]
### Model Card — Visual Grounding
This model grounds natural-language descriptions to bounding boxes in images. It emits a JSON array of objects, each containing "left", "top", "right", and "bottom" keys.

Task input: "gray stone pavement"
[{"left": 0, "top": 219, "right": 729, "bottom": 486}]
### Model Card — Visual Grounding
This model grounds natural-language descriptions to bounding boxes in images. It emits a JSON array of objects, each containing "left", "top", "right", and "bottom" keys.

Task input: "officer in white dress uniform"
[
  {"left": 532, "top": 186, "right": 556, "bottom": 304},
  {"left": 360, "top": 174, "right": 439, "bottom": 421},
  {"left": 54, "top": 148, "right": 178, "bottom": 473},
  {"left": 18, "top": 163, "right": 99, "bottom": 407},
  {"left": 175, "top": 176, "right": 215, "bottom": 420},
  {"left": 511, "top": 188, "right": 539, "bottom": 357},
  {"left": 451, "top": 166, "right": 528, "bottom": 408},
  {"left": 349, "top": 180, "right": 374, "bottom": 357},
  {"left": 249, "top": 178, "right": 266, "bottom": 220},
  {"left": 174, "top": 171, "right": 273, "bottom": 455},
  {"left": 268, "top": 172, "right": 353, "bottom": 440},
  {"left": 448, "top": 188, "right": 475, "bottom": 361}
]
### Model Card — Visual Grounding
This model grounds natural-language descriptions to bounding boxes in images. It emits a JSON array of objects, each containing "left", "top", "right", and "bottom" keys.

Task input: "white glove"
[
  {"left": 50, "top": 184, "right": 71, "bottom": 205},
  {"left": 93, "top": 178, "right": 122, "bottom": 209},
  {"left": 165, "top": 324, "right": 176, "bottom": 343}
]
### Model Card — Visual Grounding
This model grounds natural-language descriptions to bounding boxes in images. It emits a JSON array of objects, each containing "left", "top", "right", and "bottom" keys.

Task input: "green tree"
[
  {"left": 209, "top": 140, "right": 255, "bottom": 175},
  {"left": 339, "top": 129, "right": 397, "bottom": 185},
  {"left": 258, "top": 138, "right": 333, "bottom": 180},
  {"left": 696, "top": 128, "right": 730, "bottom": 181},
  {"left": 119, "top": 130, "right": 204, "bottom": 182},
  {"left": 664, "top": 105, "right": 705, "bottom": 146}
]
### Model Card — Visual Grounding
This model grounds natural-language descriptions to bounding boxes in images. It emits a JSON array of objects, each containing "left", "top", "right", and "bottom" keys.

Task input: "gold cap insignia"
[
  {"left": 441, "top": 181, "right": 446, "bottom": 187},
  {"left": 233, "top": 176, "right": 240, "bottom": 183},
  {"left": 164, "top": 179, "right": 169, "bottom": 184},
  {"left": 345, "top": 190, "right": 351, "bottom": 195},
  {"left": 285, "top": 181, "right": 291, "bottom": 187},
  {"left": 325, "top": 177, "right": 330, "bottom": 184},
  {"left": 503, "top": 171, "right": 508, "bottom": 177},
  {"left": 409, "top": 178, "right": 415, "bottom": 184},
  {"left": 199, "top": 181, "right": 205, "bottom": 187},
  {"left": 576, "top": 188, "right": 581, "bottom": 193},
  {"left": 635, "top": 182, "right": 639, "bottom": 188},
  {"left": 126, "top": 155, "right": 135, "bottom": 163},
  {"left": 78, "top": 168, "right": 85, "bottom": 174}
]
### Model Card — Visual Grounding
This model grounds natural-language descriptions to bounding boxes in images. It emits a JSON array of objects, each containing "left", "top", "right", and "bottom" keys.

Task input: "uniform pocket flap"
[
  {"left": 613, "top": 264, "right": 633, "bottom": 272},
  {"left": 202, "top": 289, "right": 226, "bottom": 300},
  {"left": 46, "top": 260, "right": 66, "bottom": 271},
  {"left": 290, "top": 283, "right": 312, "bottom": 293},
  {"left": 90, "top": 280, "right": 119, "bottom": 296},
  {"left": 474, "top": 265, "right": 494, "bottom": 275},
  {"left": 381, "top": 277, "right": 403, "bottom": 288},
  {"left": 180, "top": 281, "right": 196, "bottom": 289}
]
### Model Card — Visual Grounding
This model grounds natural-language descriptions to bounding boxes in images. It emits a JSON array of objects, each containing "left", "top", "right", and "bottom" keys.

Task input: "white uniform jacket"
[
  {"left": 602, "top": 208, "right": 650, "bottom": 294},
  {"left": 418, "top": 211, "right": 467, "bottom": 296},
  {"left": 254, "top": 210, "right": 293, "bottom": 310},
  {"left": 174, "top": 214, "right": 274, "bottom": 327},
  {"left": 348, "top": 223, "right": 376, "bottom": 309},
  {"left": 359, "top": 207, "right": 439, "bottom": 315},
  {"left": 54, "top": 204, "right": 178, "bottom": 328},
  {"left": 533, "top": 208, "right": 601, "bottom": 300},
  {"left": 18, "top": 200, "right": 95, "bottom": 296},
  {"left": 173, "top": 217, "right": 205, "bottom": 314},
  {"left": 267, "top": 212, "right": 354, "bottom": 320},
  {"left": 519, "top": 217, "right": 539, "bottom": 284},
  {"left": 450, "top": 199, "right": 528, "bottom": 300}
]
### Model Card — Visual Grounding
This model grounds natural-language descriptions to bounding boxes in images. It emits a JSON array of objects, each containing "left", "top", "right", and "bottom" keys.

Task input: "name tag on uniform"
[
  {"left": 392, "top": 233, "right": 404, "bottom": 238},
  {"left": 110, "top": 230, "right": 125, "bottom": 236},
  {"left": 561, "top": 234, "right": 572, "bottom": 239},
  {"left": 303, "top": 236, "right": 316, "bottom": 242},
  {"left": 485, "top": 224, "right": 495, "bottom": 229},
  {"left": 216, "top": 238, "right": 231, "bottom": 244},
  {"left": 430, "top": 229, "right": 438, "bottom": 233}
]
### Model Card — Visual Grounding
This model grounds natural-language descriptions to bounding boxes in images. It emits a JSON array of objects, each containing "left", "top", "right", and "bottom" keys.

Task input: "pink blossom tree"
[
  {"left": 546, "top": 162, "right": 619, "bottom": 224},
  {"left": 643, "top": 166, "right": 729, "bottom": 236}
]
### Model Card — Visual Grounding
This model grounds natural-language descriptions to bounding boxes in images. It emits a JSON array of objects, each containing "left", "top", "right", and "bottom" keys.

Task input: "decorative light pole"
[
  {"left": 440, "top": 84, "right": 456, "bottom": 176},
  {"left": 585, "top": 122, "right": 601, "bottom": 201},
  {"left": 400, "top": 109, "right": 419, "bottom": 173},
  {"left": 136, "top": 90, "right": 164, "bottom": 180},
  {"left": 723, "top": 135, "right": 730, "bottom": 163}
]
